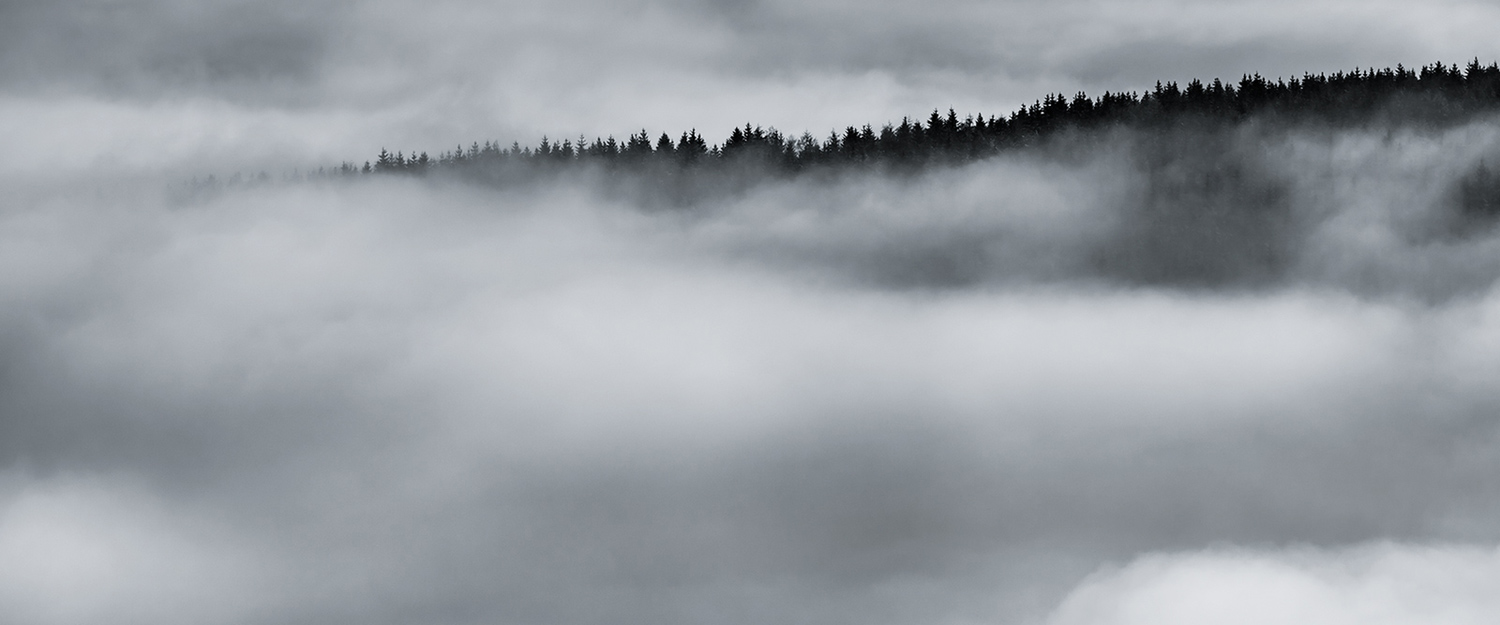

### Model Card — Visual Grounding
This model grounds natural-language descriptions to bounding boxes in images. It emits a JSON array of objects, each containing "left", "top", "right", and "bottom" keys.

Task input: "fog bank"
[
  {"left": 4, "top": 120, "right": 1500, "bottom": 623},
  {"left": 7, "top": 0, "right": 1500, "bottom": 623}
]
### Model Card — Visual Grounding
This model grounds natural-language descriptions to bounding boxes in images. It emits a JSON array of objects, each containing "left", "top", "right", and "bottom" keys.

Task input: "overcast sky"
[
  {"left": 5, "top": 2, "right": 1500, "bottom": 625},
  {"left": 6, "top": 0, "right": 1500, "bottom": 172}
]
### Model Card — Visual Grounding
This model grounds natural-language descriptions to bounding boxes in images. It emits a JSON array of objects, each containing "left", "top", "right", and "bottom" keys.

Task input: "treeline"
[{"left": 187, "top": 60, "right": 1500, "bottom": 193}]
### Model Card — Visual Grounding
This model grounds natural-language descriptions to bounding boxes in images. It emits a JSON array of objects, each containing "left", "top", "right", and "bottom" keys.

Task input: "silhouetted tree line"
[
  {"left": 171, "top": 61, "right": 1500, "bottom": 296},
  {"left": 182, "top": 60, "right": 1500, "bottom": 200},
  {"left": 331, "top": 61, "right": 1500, "bottom": 177}
]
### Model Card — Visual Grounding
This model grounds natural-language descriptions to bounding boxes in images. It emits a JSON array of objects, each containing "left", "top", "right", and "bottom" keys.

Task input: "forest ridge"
[
  {"left": 187, "top": 60, "right": 1500, "bottom": 189},
  {"left": 179, "top": 60, "right": 1500, "bottom": 291},
  {"left": 363, "top": 61, "right": 1500, "bottom": 174}
]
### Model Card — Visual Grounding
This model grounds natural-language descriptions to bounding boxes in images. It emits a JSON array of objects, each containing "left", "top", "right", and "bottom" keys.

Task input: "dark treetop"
[{"left": 335, "top": 61, "right": 1500, "bottom": 178}]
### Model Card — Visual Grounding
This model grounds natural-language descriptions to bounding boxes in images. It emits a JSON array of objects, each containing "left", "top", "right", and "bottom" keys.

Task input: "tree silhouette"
[{"left": 331, "top": 60, "right": 1500, "bottom": 187}]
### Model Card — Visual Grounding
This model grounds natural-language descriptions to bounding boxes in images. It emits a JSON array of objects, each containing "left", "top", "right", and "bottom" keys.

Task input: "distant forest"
[
  {"left": 192, "top": 61, "right": 1500, "bottom": 197},
  {"left": 182, "top": 60, "right": 1500, "bottom": 292}
]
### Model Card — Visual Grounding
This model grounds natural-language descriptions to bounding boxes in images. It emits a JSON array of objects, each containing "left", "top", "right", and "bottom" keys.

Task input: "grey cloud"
[
  {"left": 655, "top": 120, "right": 1500, "bottom": 299},
  {"left": 6, "top": 0, "right": 1500, "bottom": 177},
  {"left": 11, "top": 0, "right": 1500, "bottom": 144},
  {"left": 8, "top": 1, "right": 1500, "bottom": 624},
  {"left": 5, "top": 143, "right": 1500, "bottom": 623},
  {"left": 0, "top": 0, "right": 334, "bottom": 101}
]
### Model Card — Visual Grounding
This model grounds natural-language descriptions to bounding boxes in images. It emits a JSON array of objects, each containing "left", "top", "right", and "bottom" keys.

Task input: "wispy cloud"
[{"left": 5, "top": 2, "right": 1500, "bottom": 624}]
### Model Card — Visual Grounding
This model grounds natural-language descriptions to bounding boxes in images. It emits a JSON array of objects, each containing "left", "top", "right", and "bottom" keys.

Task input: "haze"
[{"left": 4, "top": 2, "right": 1500, "bottom": 625}]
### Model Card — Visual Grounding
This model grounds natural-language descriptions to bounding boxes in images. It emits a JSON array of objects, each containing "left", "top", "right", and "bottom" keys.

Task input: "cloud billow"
[
  {"left": 5, "top": 1, "right": 1500, "bottom": 624},
  {"left": 5, "top": 132, "right": 1500, "bottom": 622}
]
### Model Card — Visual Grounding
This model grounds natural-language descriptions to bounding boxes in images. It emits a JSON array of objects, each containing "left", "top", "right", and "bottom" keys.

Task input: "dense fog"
[
  {"left": 5, "top": 119, "right": 1500, "bottom": 624},
  {"left": 6, "top": 1, "right": 1500, "bottom": 625}
]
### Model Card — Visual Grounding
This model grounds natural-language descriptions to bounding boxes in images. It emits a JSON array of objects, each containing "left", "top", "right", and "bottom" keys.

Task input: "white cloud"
[
  {"left": 6, "top": 2, "right": 1500, "bottom": 623},
  {"left": 0, "top": 476, "right": 269, "bottom": 625},
  {"left": 1049, "top": 544, "right": 1500, "bottom": 625}
]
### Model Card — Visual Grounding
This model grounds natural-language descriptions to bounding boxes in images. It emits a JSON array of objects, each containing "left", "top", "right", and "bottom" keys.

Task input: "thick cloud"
[
  {"left": 9, "top": 0, "right": 1500, "bottom": 170},
  {"left": 1049, "top": 544, "right": 1500, "bottom": 625},
  {"left": 7, "top": 2, "right": 1500, "bottom": 625},
  {"left": 5, "top": 131, "right": 1500, "bottom": 623},
  {"left": 0, "top": 0, "right": 334, "bottom": 101}
]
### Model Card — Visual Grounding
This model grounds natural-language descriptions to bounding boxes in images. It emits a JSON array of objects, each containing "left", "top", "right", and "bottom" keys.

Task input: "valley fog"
[
  {"left": 8, "top": 0, "right": 1500, "bottom": 622},
  {"left": 3, "top": 120, "right": 1500, "bottom": 625}
]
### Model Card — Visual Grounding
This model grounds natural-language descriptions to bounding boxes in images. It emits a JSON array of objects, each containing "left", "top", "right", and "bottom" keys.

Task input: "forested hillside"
[{"left": 339, "top": 61, "right": 1500, "bottom": 177}]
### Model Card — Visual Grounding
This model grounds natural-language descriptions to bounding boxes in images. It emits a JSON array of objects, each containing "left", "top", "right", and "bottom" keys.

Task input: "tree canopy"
[
  {"left": 348, "top": 61, "right": 1500, "bottom": 176},
  {"left": 189, "top": 61, "right": 1500, "bottom": 194}
]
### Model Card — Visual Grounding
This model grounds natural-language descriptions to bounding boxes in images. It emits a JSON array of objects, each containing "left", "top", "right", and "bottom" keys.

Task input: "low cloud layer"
[
  {"left": 5, "top": 116, "right": 1500, "bottom": 624},
  {"left": 1050, "top": 544, "right": 1500, "bottom": 625},
  {"left": 9, "top": 0, "right": 1500, "bottom": 171},
  {"left": 6, "top": 1, "right": 1500, "bottom": 624}
]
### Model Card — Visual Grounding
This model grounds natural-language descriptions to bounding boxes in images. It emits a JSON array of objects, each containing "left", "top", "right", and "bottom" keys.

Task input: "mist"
[{"left": 6, "top": 1, "right": 1500, "bottom": 625}]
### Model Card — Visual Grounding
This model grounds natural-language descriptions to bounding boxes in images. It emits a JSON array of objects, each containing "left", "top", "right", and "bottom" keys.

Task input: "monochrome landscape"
[{"left": 4, "top": 2, "right": 1500, "bottom": 625}]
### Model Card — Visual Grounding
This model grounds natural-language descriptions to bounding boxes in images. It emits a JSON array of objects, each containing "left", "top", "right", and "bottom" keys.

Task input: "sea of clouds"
[{"left": 5, "top": 1, "right": 1500, "bottom": 625}]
